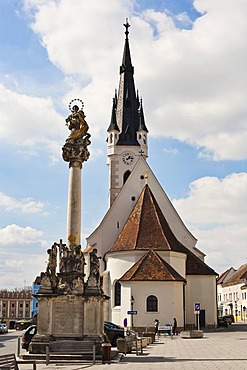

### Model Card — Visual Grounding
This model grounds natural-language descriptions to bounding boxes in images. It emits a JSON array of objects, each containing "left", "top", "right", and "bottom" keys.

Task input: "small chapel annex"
[{"left": 84, "top": 21, "right": 217, "bottom": 330}]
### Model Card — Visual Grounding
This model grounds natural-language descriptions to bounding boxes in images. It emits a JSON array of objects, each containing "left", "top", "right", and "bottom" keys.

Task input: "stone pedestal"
[{"left": 30, "top": 292, "right": 106, "bottom": 354}]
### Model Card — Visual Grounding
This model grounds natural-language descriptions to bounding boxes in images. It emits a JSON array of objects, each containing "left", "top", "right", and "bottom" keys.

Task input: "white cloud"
[
  {"left": 21, "top": 0, "right": 247, "bottom": 161},
  {"left": 0, "top": 223, "right": 49, "bottom": 289},
  {"left": 0, "top": 254, "right": 46, "bottom": 290},
  {"left": 173, "top": 173, "right": 247, "bottom": 272},
  {"left": 0, "top": 224, "right": 44, "bottom": 245},
  {"left": 163, "top": 147, "right": 178, "bottom": 155},
  {"left": 0, "top": 192, "right": 47, "bottom": 214},
  {"left": 0, "top": 83, "right": 65, "bottom": 149},
  {"left": 0, "top": 224, "right": 49, "bottom": 289}
]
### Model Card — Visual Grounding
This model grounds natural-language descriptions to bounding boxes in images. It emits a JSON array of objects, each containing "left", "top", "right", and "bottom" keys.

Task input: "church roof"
[
  {"left": 107, "top": 184, "right": 217, "bottom": 276},
  {"left": 186, "top": 249, "right": 216, "bottom": 276},
  {"left": 120, "top": 249, "right": 185, "bottom": 282},
  {"left": 108, "top": 184, "right": 188, "bottom": 253},
  {"left": 109, "top": 20, "right": 147, "bottom": 145},
  {"left": 222, "top": 264, "right": 247, "bottom": 287}
]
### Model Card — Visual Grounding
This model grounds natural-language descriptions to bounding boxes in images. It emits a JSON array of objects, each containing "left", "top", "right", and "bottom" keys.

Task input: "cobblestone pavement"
[{"left": 20, "top": 323, "right": 247, "bottom": 370}]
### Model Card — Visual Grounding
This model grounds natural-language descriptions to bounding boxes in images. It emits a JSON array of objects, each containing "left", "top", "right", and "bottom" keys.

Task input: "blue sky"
[{"left": 0, "top": 0, "right": 247, "bottom": 289}]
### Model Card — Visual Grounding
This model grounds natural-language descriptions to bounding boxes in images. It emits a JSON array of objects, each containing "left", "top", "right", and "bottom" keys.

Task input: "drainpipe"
[{"left": 183, "top": 281, "right": 187, "bottom": 330}]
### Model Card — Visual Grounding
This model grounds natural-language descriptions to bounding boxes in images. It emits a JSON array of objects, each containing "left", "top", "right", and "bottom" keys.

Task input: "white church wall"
[
  {"left": 106, "top": 252, "right": 145, "bottom": 284},
  {"left": 115, "top": 282, "right": 131, "bottom": 327},
  {"left": 158, "top": 251, "right": 187, "bottom": 278},
  {"left": 106, "top": 252, "right": 144, "bottom": 322},
  {"left": 113, "top": 281, "right": 184, "bottom": 329},
  {"left": 186, "top": 275, "right": 217, "bottom": 327}
]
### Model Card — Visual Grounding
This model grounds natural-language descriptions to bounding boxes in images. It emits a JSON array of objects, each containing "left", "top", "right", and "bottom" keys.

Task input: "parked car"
[
  {"left": 223, "top": 315, "right": 235, "bottom": 324},
  {"left": 217, "top": 316, "right": 228, "bottom": 328},
  {"left": 15, "top": 319, "right": 33, "bottom": 330},
  {"left": 104, "top": 321, "right": 135, "bottom": 346},
  {"left": 0, "top": 323, "right": 8, "bottom": 334},
  {"left": 21, "top": 322, "right": 133, "bottom": 349},
  {"left": 21, "top": 325, "right": 37, "bottom": 351}
]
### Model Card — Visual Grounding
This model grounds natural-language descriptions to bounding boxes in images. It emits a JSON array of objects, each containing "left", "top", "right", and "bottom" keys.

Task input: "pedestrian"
[
  {"left": 172, "top": 317, "right": 178, "bottom": 335},
  {"left": 154, "top": 319, "right": 159, "bottom": 335}
]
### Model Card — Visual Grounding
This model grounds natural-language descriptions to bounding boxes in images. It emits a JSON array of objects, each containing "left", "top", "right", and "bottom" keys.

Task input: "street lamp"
[
  {"left": 235, "top": 301, "right": 238, "bottom": 322},
  {"left": 243, "top": 306, "right": 246, "bottom": 322},
  {"left": 130, "top": 295, "right": 135, "bottom": 329}
]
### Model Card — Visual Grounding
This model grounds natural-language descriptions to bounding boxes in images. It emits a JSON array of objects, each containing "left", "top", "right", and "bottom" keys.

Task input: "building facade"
[
  {"left": 84, "top": 22, "right": 218, "bottom": 331},
  {"left": 217, "top": 265, "right": 247, "bottom": 321},
  {"left": 0, "top": 291, "right": 32, "bottom": 329}
]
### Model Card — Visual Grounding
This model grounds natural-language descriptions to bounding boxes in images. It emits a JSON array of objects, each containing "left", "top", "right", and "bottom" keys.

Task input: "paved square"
[{"left": 34, "top": 323, "right": 247, "bottom": 370}]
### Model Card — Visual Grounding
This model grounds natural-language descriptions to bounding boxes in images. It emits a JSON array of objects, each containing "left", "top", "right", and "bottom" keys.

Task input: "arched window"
[
  {"left": 114, "top": 281, "right": 121, "bottom": 306},
  {"left": 123, "top": 170, "right": 131, "bottom": 184},
  {"left": 146, "top": 295, "right": 158, "bottom": 312}
]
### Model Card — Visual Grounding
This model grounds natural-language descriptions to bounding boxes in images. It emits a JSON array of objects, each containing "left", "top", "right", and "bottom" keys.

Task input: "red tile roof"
[
  {"left": 217, "top": 267, "right": 236, "bottom": 284},
  {"left": 222, "top": 263, "right": 247, "bottom": 287},
  {"left": 106, "top": 185, "right": 217, "bottom": 276},
  {"left": 108, "top": 185, "right": 186, "bottom": 253},
  {"left": 186, "top": 249, "right": 216, "bottom": 276},
  {"left": 120, "top": 249, "right": 186, "bottom": 282}
]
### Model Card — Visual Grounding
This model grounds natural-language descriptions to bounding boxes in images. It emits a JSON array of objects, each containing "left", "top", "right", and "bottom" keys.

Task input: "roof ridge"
[{"left": 120, "top": 249, "right": 186, "bottom": 282}]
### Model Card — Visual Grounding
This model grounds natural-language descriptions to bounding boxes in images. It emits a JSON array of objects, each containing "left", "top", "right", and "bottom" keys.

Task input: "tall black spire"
[
  {"left": 115, "top": 19, "right": 142, "bottom": 146},
  {"left": 138, "top": 98, "right": 148, "bottom": 132},
  {"left": 107, "top": 91, "right": 119, "bottom": 132}
]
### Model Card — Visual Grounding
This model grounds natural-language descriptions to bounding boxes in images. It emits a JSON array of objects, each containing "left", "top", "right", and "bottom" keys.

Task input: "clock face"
[{"left": 122, "top": 152, "right": 134, "bottom": 165}]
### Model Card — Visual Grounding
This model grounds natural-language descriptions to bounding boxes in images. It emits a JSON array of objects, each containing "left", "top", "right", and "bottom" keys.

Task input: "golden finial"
[{"left": 144, "top": 171, "right": 149, "bottom": 184}]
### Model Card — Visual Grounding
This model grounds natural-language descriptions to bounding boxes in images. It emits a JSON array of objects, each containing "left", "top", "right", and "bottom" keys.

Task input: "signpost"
[
  {"left": 194, "top": 303, "right": 200, "bottom": 330},
  {"left": 127, "top": 310, "right": 137, "bottom": 315},
  {"left": 127, "top": 309, "right": 137, "bottom": 330}
]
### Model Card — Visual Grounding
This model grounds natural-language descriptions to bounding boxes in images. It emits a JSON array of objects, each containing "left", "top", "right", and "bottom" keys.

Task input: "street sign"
[
  {"left": 194, "top": 303, "right": 200, "bottom": 314},
  {"left": 127, "top": 310, "right": 137, "bottom": 315}
]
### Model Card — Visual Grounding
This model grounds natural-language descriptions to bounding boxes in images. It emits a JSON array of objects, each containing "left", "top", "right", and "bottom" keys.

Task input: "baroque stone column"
[
  {"left": 67, "top": 160, "right": 82, "bottom": 247},
  {"left": 30, "top": 101, "right": 108, "bottom": 356},
  {"left": 62, "top": 101, "right": 91, "bottom": 249}
]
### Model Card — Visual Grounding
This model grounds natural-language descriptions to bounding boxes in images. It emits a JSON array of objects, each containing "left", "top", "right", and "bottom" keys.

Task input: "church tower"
[{"left": 107, "top": 20, "right": 148, "bottom": 206}]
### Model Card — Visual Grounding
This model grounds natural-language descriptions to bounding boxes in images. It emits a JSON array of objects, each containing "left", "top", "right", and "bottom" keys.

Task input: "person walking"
[
  {"left": 154, "top": 319, "right": 160, "bottom": 335},
  {"left": 172, "top": 318, "right": 178, "bottom": 335}
]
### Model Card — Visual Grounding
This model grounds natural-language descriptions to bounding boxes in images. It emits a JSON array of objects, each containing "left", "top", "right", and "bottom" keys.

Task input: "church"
[{"left": 84, "top": 21, "right": 217, "bottom": 331}]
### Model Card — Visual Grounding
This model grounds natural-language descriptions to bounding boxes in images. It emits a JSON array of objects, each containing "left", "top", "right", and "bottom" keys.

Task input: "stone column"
[
  {"left": 66, "top": 160, "right": 82, "bottom": 247},
  {"left": 62, "top": 102, "right": 91, "bottom": 250}
]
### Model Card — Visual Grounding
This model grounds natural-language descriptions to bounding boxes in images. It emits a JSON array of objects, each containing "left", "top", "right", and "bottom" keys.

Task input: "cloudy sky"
[{"left": 0, "top": 0, "right": 246, "bottom": 290}]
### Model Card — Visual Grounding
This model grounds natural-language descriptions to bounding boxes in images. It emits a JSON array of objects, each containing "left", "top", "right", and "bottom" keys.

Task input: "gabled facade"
[
  {"left": 219, "top": 264, "right": 247, "bottom": 321},
  {"left": 85, "top": 21, "right": 217, "bottom": 330},
  {"left": 217, "top": 267, "right": 236, "bottom": 316}
]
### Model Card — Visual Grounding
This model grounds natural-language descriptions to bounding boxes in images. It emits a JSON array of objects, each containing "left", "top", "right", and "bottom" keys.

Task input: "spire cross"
[{"left": 123, "top": 18, "right": 130, "bottom": 38}]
